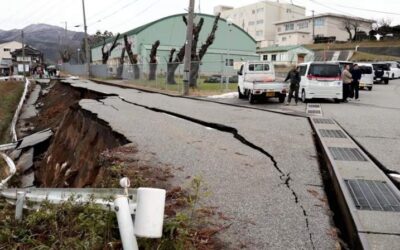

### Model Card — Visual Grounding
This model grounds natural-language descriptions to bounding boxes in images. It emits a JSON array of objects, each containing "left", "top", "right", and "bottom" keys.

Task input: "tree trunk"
[
  {"left": 167, "top": 62, "right": 179, "bottom": 84},
  {"left": 102, "top": 33, "right": 121, "bottom": 64},
  {"left": 149, "top": 40, "right": 160, "bottom": 80},
  {"left": 117, "top": 48, "right": 125, "bottom": 79},
  {"left": 189, "top": 61, "right": 200, "bottom": 87}
]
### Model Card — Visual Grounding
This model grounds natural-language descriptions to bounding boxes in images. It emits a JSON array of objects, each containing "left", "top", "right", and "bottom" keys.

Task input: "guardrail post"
[
  {"left": 15, "top": 191, "right": 26, "bottom": 221},
  {"left": 114, "top": 195, "right": 138, "bottom": 250}
]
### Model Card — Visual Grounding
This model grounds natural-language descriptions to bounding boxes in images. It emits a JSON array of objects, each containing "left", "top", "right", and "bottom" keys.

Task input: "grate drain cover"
[
  {"left": 329, "top": 147, "right": 367, "bottom": 161},
  {"left": 345, "top": 179, "right": 400, "bottom": 212},
  {"left": 319, "top": 129, "right": 347, "bottom": 138},
  {"left": 308, "top": 104, "right": 321, "bottom": 108},
  {"left": 308, "top": 110, "right": 321, "bottom": 114},
  {"left": 313, "top": 118, "right": 335, "bottom": 124}
]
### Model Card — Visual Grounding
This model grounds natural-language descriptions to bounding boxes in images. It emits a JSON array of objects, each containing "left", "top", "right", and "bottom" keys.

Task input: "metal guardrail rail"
[
  {"left": 11, "top": 78, "right": 31, "bottom": 142},
  {"left": 0, "top": 153, "right": 16, "bottom": 188}
]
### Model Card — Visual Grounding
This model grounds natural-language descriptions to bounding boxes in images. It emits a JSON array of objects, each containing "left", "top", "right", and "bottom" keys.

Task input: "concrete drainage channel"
[{"left": 307, "top": 104, "right": 400, "bottom": 249}]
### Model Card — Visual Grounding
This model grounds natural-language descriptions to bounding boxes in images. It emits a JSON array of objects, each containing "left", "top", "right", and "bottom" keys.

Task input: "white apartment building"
[
  {"left": 214, "top": 1, "right": 305, "bottom": 46},
  {"left": 0, "top": 41, "right": 23, "bottom": 75},
  {"left": 275, "top": 13, "right": 374, "bottom": 46}
]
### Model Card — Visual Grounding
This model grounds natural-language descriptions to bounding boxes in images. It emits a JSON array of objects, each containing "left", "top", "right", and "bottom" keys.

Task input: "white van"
[
  {"left": 356, "top": 63, "right": 374, "bottom": 91},
  {"left": 238, "top": 61, "right": 288, "bottom": 104},
  {"left": 384, "top": 61, "right": 400, "bottom": 79},
  {"left": 298, "top": 62, "right": 342, "bottom": 103}
]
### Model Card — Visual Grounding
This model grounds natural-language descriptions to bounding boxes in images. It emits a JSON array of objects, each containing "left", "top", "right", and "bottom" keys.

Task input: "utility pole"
[
  {"left": 312, "top": 10, "right": 315, "bottom": 42},
  {"left": 82, "top": 0, "right": 90, "bottom": 78},
  {"left": 21, "top": 30, "right": 26, "bottom": 79},
  {"left": 183, "top": 0, "right": 195, "bottom": 96}
]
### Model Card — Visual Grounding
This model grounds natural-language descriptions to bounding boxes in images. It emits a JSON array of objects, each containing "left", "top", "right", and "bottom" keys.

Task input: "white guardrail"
[
  {"left": 1, "top": 178, "right": 166, "bottom": 250},
  {"left": 11, "top": 77, "right": 30, "bottom": 142}
]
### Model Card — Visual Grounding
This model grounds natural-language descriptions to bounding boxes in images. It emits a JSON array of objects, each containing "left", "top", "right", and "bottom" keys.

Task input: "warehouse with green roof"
[{"left": 90, "top": 13, "right": 258, "bottom": 76}]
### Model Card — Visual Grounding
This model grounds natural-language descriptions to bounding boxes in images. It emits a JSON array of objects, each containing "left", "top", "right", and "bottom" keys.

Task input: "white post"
[
  {"left": 15, "top": 191, "right": 26, "bottom": 221},
  {"left": 114, "top": 195, "right": 138, "bottom": 250}
]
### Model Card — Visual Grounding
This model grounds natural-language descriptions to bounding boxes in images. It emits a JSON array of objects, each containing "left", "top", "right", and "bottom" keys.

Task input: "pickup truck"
[{"left": 237, "top": 61, "right": 288, "bottom": 104}]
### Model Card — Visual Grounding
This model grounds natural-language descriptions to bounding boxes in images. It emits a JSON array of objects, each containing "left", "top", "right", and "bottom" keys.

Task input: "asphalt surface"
[{"left": 67, "top": 80, "right": 337, "bottom": 249}]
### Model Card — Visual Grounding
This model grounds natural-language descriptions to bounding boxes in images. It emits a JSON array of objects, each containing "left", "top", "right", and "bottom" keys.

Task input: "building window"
[
  {"left": 285, "top": 23, "right": 294, "bottom": 31},
  {"left": 297, "top": 21, "right": 309, "bottom": 29},
  {"left": 256, "top": 19, "right": 264, "bottom": 25},
  {"left": 315, "top": 18, "right": 325, "bottom": 27},
  {"left": 248, "top": 21, "right": 255, "bottom": 26},
  {"left": 263, "top": 55, "right": 268, "bottom": 61},
  {"left": 271, "top": 54, "right": 277, "bottom": 61},
  {"left": 257, "top": 8, "right": 264, "bottom": 13},
  {"left": 282, "top": 37, "right": 287, "bottom": 41},
  {"left": 225, "top": 59, "right": 233, "bottom": 66},
  {"left": 3, "top": 48, "right": 10, "bottom": 52},
  {"left": 256, "top": 30, "right": 263, "bottom": 36}
]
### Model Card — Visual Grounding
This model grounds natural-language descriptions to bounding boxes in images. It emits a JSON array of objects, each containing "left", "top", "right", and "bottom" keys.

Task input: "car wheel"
[
  {"left": 368, "top": 86, "right": 372, "bottom": 91},
  {"left": 278, "top": 94, "right": 286, "bottom": 103},
  {"left": 392, "top": 73, "right": 395, "bottom": 79},
  {"left": 249, "top": 93, "right": 256, "bottom": 104},
  {"left": 384, "top": 79, "right": 389, "bottom": 84},
  {"left": 301, "top": 90, "right": 308, "bottom": 103},
  {"left": 238, "top": 87, "right": 245, "bottom": 99}
]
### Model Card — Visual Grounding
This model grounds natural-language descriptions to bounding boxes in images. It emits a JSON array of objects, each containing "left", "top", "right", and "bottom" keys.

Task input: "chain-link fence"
[{"left": 61, "top": 60, "right": 239, "bottom": 94}]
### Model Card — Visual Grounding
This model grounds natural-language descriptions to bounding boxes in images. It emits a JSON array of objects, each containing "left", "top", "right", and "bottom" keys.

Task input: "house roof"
[
  {"left": 257, "top": 45, "right": 312, "bottom": 53},
  {"left": 92, "top": 13, "right": 256, "bottom": 48},
  {"left": 274, "top": 12, "right": 375, "bottom": 25}
]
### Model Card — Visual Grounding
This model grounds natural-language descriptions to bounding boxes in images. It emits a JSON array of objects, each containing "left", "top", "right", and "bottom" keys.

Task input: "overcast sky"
[{"left": 0, "top": 0, "right": 399, "bottom": 34}]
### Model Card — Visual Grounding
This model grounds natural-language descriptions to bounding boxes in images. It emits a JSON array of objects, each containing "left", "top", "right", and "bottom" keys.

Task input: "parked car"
[
  {"left": 204, "top": 75, "right": 221, "bottom": 83},
  {"left": 356, "top": 63, "right": 374, "bottom": 91},
  {"left": 297, "top": 62, "right": 342, "bottom": 103},
  {"left": 372, "top": 63, "right": 390, "bottom": 84},
  {"left": 238, "top": 61, "right": 288, "bottom": 104},
  {"left": 337, "top": 61, "right": 353, "bottom": 72},
  {"left": 383, "top": 61, "right": 400, "bottom": 79}
]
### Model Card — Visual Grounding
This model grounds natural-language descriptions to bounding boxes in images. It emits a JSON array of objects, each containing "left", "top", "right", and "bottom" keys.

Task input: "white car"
[
  {"left": 356, "top": 63, "right": 374, "bottom": 91},
  {"left": 298, "top": 62, "right": 342, "bottom": 103},
  {"left": 384, "top": 61, "right": 400, "bottom": 79}
]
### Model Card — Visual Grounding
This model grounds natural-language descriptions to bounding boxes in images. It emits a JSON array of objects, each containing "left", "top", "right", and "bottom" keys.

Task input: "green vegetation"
[
  {"left": 0, "top": 81, "right": 24, "bottom": 144},
  {"left": 305, "top": 40, "right": 400, "bottom": 51},
  {"left": 350, "top": 51, "right": 400, "bottom": 61}
]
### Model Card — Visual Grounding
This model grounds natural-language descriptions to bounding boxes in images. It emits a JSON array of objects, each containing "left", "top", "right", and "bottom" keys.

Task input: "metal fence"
[{"left": 61, "top": 60, "right": 240, "bottom": 94}]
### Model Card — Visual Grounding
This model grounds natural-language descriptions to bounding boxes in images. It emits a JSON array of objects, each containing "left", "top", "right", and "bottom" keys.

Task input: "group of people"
[
  {"left": 283, "top": 63, "right": 363, "bottom": 105},
  {"left": 341, "top": 64, "right": 362, "bottom": 102}
]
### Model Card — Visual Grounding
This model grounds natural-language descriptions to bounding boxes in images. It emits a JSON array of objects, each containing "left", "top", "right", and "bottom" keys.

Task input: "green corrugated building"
[{"left": 90, "top": 13, "right": 258, "bottom": 76}]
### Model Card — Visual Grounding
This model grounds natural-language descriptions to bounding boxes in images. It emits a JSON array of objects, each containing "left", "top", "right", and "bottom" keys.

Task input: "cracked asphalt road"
[{"left": 68, "top": 80, "right": 337, "bottom": 249}]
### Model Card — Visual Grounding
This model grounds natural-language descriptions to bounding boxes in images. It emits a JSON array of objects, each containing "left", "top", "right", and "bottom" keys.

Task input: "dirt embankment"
[{"left": 29, "top": 80, "right": 128, "bottom": 187}]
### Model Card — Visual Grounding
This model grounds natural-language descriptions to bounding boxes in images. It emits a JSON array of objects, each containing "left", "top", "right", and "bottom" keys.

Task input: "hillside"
[{"left": 0, "top": 24, "right": 85, "bottom": 64}]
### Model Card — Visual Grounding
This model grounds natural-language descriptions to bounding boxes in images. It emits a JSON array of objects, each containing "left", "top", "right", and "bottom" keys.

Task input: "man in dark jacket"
[
  {"left": 350, "top": 64, "right": 362, "bottom": 100},
  {"left": 284, "top": 66, "right": 301, "bottom": 105}
]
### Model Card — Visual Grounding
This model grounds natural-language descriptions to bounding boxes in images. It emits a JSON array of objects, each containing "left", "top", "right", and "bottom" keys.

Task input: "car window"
[
  {"left": 299, "top": 65, "right": 307, "bottom": 76},
  {"left": 373, "top": 64, "right": 390, "bottom": 71},
  {"left": 309, "top": 64, "right": 341, "bottom": 77},
  {"left": 359, "top": 66, "right": 372, "bottom": 74},
  {"left": 249, "top": 63, "right": 270, "bottom": 71}
]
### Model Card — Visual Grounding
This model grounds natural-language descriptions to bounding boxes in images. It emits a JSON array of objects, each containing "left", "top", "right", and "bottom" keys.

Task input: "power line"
[
  {"left": 315, "top": 0, "right": 400, "bottom": 16},
  {"left": 308, "top": 0, "right": 353, "bottom": 16},
  {"left": 88, "top": 0, "right": 141, "bottom": 26}
]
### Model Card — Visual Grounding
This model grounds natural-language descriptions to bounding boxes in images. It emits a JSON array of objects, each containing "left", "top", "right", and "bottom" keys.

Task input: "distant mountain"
[{"left": 0, "top": 24, "right": 85, "bottom": 64}]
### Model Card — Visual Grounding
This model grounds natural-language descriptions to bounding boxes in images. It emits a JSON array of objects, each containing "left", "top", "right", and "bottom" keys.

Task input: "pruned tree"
[
  {"left": 124, "top": 34, "right": 140, "bottom": 79},
  {"left": 117, "top": 47, "right": 125, "bottom": 79},
  {"left": 342, "top": 18, "right": 361, "bottom": 41},
  {"left": 149, "top": 40, "right": 160, "bottom": 80},
  {"left": 101, "top": 33, "right": 120, "bottom": 64},
  {"left": 167, "top": 13, "right": 220, "bottom": 86},
  {"left": 342, "top": 18, "right": 354, "bottom": 41}
]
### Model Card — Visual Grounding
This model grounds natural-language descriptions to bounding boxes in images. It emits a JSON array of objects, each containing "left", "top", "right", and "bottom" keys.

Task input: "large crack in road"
[{"left": 116, "top": 96, "right": 316, "bottom": 249}]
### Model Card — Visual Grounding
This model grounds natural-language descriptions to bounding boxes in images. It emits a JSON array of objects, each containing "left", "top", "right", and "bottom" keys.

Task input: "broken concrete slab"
[
  {"left": 20, "top": 85, "right": 41, "bottom": 119},
  {"left": 16, "top": 129, "right": 53, "bottom": 150},
  {"left": 21, "top": 172, "right": 35, "bottom": 188},
  {"left": 9, "top": 149, "right": 21, "bottom": 160},
  {"left": 16, "top": 148, "right": 34, "bottom": 173}
]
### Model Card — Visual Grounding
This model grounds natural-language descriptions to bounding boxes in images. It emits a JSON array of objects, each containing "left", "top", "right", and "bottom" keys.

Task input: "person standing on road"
[
  {"left": 341, "top": 65, "right": 352, "bottom": 102},
  {"left": 284, "top": 66, "right": 301, "bottom": 105},
  {"left": 350, "top": 64, "right": 362, "bottom": 101}
]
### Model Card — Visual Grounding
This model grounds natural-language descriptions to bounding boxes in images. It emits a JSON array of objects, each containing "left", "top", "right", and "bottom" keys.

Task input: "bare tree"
[
  {"left": 149, "top": 40, "right": 160, "bottom": 80},
  {"left": 342, "top": 18, "right": 361, "bottom": 41},
  {"left": 167, "top": 13, "right": 220, "bottom": 86},
  {"left": 59, "top": 48, "right": 72, "bottom": 63},
  {"left": 101, "top": 33, "right": 120, "bottom": 64},
  {"left": 123, "top": 34, "right": 140, "bottom": 79},
  {"left": 117, "top": 47, "right": 125, "bottom": 79}
]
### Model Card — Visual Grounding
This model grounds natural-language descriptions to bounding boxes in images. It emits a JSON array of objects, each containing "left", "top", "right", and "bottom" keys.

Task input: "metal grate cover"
[
  {"left": 313, "top": 118, "right": 335, "bottom": 124},
  {"left": 319, "top": 129, "right": 347, "bottom": 138},
  {"left": 329, "top": 147, "right": 367, "bottom": 161},
  {"left": 308, "top": 110, "right": 321, "bottom": 114},
  {"left": 308, "top": 104, "right": 321, "bottom": 108},
  {"left": 345, "top": 179, "right": 400, "bottom": 212}
]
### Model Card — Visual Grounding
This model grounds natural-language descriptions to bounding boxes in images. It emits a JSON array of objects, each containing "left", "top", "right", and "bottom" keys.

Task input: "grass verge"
[{"left": 0, "top": 81, "right": 24, "bottom": 144}]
